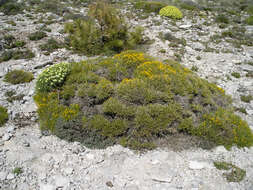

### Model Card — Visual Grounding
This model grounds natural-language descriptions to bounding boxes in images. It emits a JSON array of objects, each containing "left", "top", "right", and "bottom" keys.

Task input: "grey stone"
[
  {"left": 39, "top": 184, "right": 54, "bottom": 190},
  {"left": 179, "top": 24, "right": 192, "bottom": 29},
  {"left": 2, "top": 133, "right": 11, "bottom": 141},
  {"left": 54, "top": 175, "right": 69, "bottom": 187},
  {"left": 189, "top": 161, "right": 205, "bottom": 170},
  {"left": 6, "top": 173, "right": 15, "bottom": 180},
  {"left": 64, "top": 167, "right": 74, "bottom": 175},
  {"left": 0, "top": 171, "right": 7, "bottom": 181}
]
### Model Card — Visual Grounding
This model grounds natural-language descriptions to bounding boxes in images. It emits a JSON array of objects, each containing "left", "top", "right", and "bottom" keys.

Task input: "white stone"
[
  {"left": 2, "top": 133, "right": 11, "bottom": 141},
  {"left": 215, "top": 146, "right": 227, "bottom": 153},
  {"left": 64, "top": 167, "right": 74, "bottom": 175},
  {"left": 54, "top": 175, "right": 69, "bottom": 187},
  {"left": 86, "top": 153, "right": 95, "bottom": 160},
  {"left": 39, "top": 184, "right": 54, "bottom": 190},
  {"left": 6, "top": 173, "right": 15, "bottom": 180},
  {"left": 189, "top": 161, "right": 205, "bottom": 170},
  {"left": 0, "top": 172, "right": 7, "bottom": 181}
]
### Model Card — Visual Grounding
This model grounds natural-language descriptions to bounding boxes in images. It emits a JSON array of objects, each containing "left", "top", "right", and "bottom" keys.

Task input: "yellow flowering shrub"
[
  {"left": 34, "top": 51, "right": 253, "bottom": 150},
  {"left": 159, "top": 6, "right": 183, "bottom": 19}
]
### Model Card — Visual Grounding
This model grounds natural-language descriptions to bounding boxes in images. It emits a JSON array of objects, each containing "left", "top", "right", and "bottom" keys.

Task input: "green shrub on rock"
[
  {"left": 159, "top": 6, "right": 183, "bottom": 19},
  {"left": 4, "top": 70, "right": 34, "bottom": 84},
  {"left": 64, "top": 1, "right": 144, "bottom": 55},
  {"left": 245, "top": 15, "right": 253, "bottom": 25},
  {"left": 34, "top": 51, "right": 253, "bottom": 150},
  {"left": 0, "top": 105, "right": 8, "bottom": 127},
  {"left": 36, "top": 62, "right": 70, "bottom": 92}
]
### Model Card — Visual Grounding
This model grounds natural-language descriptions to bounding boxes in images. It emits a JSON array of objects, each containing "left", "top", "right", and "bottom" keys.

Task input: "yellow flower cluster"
[{"left": 62, "top": 104, "right": 80, "bottom": 121}]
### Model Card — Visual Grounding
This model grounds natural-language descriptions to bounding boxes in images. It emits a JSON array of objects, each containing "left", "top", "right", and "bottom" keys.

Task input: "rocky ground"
[{"left": 0, "top": 0, "right": 253, "bottom": 189}]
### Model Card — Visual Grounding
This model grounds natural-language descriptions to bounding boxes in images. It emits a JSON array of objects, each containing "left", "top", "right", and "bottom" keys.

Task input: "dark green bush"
[
  {"left": 34, "top": 51, "right": 253, "bottom": 150},
  {"left": 245, "top": 16, "right": 253, "bottom": 25},
  {"left": 0, "top": 105, "right": 8, "bottom": 127},
  {"left": 215, "top": 14, "right": 229, "bottom": 24},
  {"left": 0, "top": 0, "right": 23, "bottom": 15},
  {"left": 4, "top": 70, "right": 34, "bottom": 84},
  {"left": 28, "top": 31, "right": 47, "bottom": 41},
  {"left": 240, "top": 95, "right": 253, "bottom": 103},
  {"left": 64, "top": 1, "right": 144, "bottom": 55},
  {"left": 3, "top": 35, "right": 25, "bottom": 49},
  {"left": 39, "top": 38, "right": 63, "bottom": 54},
  {"left": 0, "top": 49, "right": 35, "bottom": 62}
]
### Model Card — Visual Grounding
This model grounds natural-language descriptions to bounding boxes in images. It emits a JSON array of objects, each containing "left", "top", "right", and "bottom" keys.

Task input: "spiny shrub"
[
  {"left": 0, "top": 105, "right": 8, "bottom": 127},
  {"left": 36, "top": 62, "right": 70, "bottom": 92},
  {"left": 215, "top": 14, "right": 229, "bottom": 24},
  {"left": 159, "top": 6, "right": 183, "bottom": 19},
  {"left": 0, "top": 0, "right": 23, "bottom": 15},
  {"left": 134, "top": 1, "right": 167, "bottom": 13},
  {"left": 64, "top": 1, "right": 144, "bottom": 55},
  {"left": 28, "top": 31, "right": 47, "bottom": 41},
  {"left": 3, "top": 35, "right": 25, "bottom": 49},
  {"left": 0, "top": 49, "right": 35, "bottom": 63},
  {"left": 4, "top": 70, "right": 34, "bottom": 84},
  {"left": 34, "top": 51, "right": 253, "bottom": 150}
]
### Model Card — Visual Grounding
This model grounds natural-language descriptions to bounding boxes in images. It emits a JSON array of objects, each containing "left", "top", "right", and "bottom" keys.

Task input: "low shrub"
[
  {"left": 65, "top": 1, "right": 144, "bottom": 55},
  {"left": 0, "top": 105, "right": 8, "bottom": 127},
  {"left": 39, "top": 38, "right": 63, "bottom": 54},
  {"left": 245, "top": 16, "right": 253, "bottom": 25},
  {"left": 231, "top": 72, "right": 240, "bottom": 78},
  {"left": 36, "top": 62, "right": 70, "bottom": 92},
  {"left": 240, "top": 95, "right": 253, "bottom": 103},
  {"left": 28, "top": 31, "right": 47, "bottom": 41},
  {"left": 34, "top": 51, "right": 253, "bottom": 150},
  {"left": 0, "top": 0, "right": 23, "bottom": 15},
  {"left": 159, "top": 6, "right": 183, "bottom": 19},
  {"left": 5, "top": 90, "right": 24, "bottom": 103},
  {"left": 134, "top": 1, "right": 167, "bottom": 13},
  {"left": 2, "top": 35, "right": 25, "bottom": 49},
  {"left": 4, "top": 70, "right": 34, "bottom": 84},
  {"left": 0, "top": 49, "right": 35, "bottom": 63},
  {"left": 215, "top": 14, "right": 229, "bottom": 24}
]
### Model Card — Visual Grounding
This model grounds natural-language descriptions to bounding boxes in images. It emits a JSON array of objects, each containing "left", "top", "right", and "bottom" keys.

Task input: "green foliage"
[
  {"left": 0, "top": 0, "right": 23, "bottom": 15},
  {"left": 12, "top": 167, "right": 23, "bottom": 175},
  {"left": 2, "top": 35, "right": 25, "bottom": 49},
  {"left": 134, "top": 1, "right": 167, "bottom": 13},
  {"left": 39, "top": 38, "right": 63, "bottom": 54},
  {"left": 214, "top": 161, "right": 246, "bottom": 182},
  {"left": 231, "top": 72, "right": 240, "bottom": 78},
  {"left": 215, "top": 14, "right": 229, "bottom": 24},
  {"left": 4, "top": 70, "right": 34, "bottom": 84},
  {"left": 28, "top": 31, "right": 47, "bottom": 41},
  {"left": 64, "top": 1, "right": 144, "bottom": 55},
  {"left": 189, "top": 108, "right": 253, "bottom": 149},
  {"left": 34, "top": 51, "right": 253, "bottom": 150},
  {"left": 245, "top": 15, "right": 253, "bottom": 25},
  {"left": 240, "top": 95, "right": 253, "bottom": 103},
  {"left": 0, "top": 105, "right": 8, "bottom": 127},
  {"left": 0, "top": 49, "right": 35, "bottom": 63},
  {"left": 36, "top": 62, "right": 70, "bottom": 92},
  {"left": 159, "top": 6, "right": 183, "bottom": 19},
  {"left": 4, "top": 90, "right": 24, "bottom": 103}
]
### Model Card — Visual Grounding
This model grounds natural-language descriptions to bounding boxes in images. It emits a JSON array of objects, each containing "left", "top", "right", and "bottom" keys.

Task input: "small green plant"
[
  {"left": 245, "top": 15, "right": 253, "bottom": 25},
  {"left": 159, "top": 6, "right": 183, "bottom": 19},
  {"left": 4, "top": 70, "right": 34, "bottom": 84},
  {"left": 5, "top": 91, "right": 25, "bottom": 103},
  {"left": 214, "top": 161, "right": 246, "bottom": 182},
  {"left": 39, "top": 38, "right": 63, "bottom": 54},
  {"left": 28, "top": 31, "right": 47, "bottom": 41},
  {"left": 235, "top": 107, "right": 247, "bottom": 114},
  {"left": 191, "top": 65, "right": 199, "bottom": 72},
  {"left": 12, "top": 167, "right": 23, "bottom": 175},
  {"left": 134, "top": 1, "right": 167, "bottom": 13},
  {"left": 196, "top": 56, "right": 201, "bottom": 60},
  {"left": 36, "top": 62, "right": 70, "bottom": 92},
  {"left": 0, "top": 49, "right": 35, "bottom": 63},
  {"left": 215, "top": 14, "right": 229, "bottom": 24},
  {"left": 231, "top": 72, "right": 240, "bottom": 78},
  {"left": 0, "top": 105, "right": 8, "bottom": 127},
  {"left": 240, "top": 95, "right": 253, "bottom": 103},
  {"left": 0, "top": 1, "right": 23, "bottom": 15}
]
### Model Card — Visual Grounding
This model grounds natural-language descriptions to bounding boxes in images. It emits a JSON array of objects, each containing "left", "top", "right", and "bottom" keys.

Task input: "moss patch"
[
  {"left": 34, "top": 51, "right": 253, "bottom": 150},
  {"left": 0, "top": 105, "right": 8, "bottom": 127},
  {"left": 4, "top": 70, "right": 34, "bottom": 84}
]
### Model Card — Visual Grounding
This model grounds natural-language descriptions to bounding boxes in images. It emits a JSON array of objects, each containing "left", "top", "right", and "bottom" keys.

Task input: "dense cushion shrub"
[
  {"left": 64, "top": 1, "right": 144, "bottom": 55},
  {"left": 0, "top": 0, "right": 23, "bottom": 15},
  {"left": 36, "top": 62, "right": 70, "bottom": 92},
  {"left": 4, "top": 70, "right": 34, "bottom": 84},
  {"left": 245, "top": 16, "right": 253, "bottom": 25},
  {"left": 34, "top": 51, "right": 253, "bottom": 150},
  {"left": 0, "top": 105, "right": 8, "bottom": 127},
  {"left": 159, "top": 6, "right": 183, "bottom": 19}
]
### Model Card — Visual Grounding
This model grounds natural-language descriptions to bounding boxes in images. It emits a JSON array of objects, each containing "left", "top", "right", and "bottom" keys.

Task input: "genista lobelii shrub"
[
  {"left": 0, "top": 105, "right": 8, "bottom": 127},
  {"left": 64, "top": 1, "right": 144, "bottom": 55},
  {"left": 34, "top": 51, "right": 253, "bottom": 150},
  {"left": 159, "top": 6, "right": 183, "bottom": 19},
  {"left": 4, "top": 70, "right": 34, "bottom": 84}
]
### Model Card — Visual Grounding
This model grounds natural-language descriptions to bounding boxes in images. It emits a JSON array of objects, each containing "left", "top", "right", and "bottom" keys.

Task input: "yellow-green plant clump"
[
  {"left": 0, "top": 105, "right": 8, "bottom": 127},
  {"left": 34, "top": 51, "right": 253, "bottom": 150},
  {"left": 159, "top": 6, "right": 183, "bottom": 19}
]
